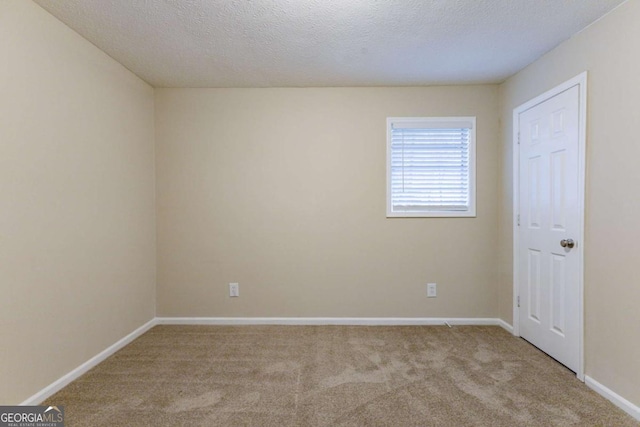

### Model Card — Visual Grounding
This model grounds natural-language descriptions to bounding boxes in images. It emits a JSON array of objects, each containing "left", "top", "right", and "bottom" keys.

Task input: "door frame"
[{"left": 512, "top": 72, "right": 587, "bottom": 381}]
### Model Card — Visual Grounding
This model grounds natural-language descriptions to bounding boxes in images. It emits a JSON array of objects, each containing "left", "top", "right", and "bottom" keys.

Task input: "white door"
[{"left": 517, "top": 83, "right": 582, "bottom": 373}]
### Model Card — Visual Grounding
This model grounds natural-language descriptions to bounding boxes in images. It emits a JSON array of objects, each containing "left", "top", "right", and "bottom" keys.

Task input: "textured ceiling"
[{"left": 33, "top": 0, "right": 626, "bottom": 88}]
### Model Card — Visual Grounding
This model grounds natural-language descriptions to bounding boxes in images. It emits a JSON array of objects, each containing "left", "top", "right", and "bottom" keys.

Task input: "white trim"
[
  {"left": 512, "top": 101, "right": 520, "bottom": 336},
  {"left": 155, "top": 317, "right": 506, "bottom": 327},
  {"left": 20, "top": 318, "right": 157, "bottom": 406},
  {"left": 585, "top": 376, "right": 640, "bottom": 422},
  {"left": 497, "top": 319, "right": 514, "bottom": 333},
  {"left": 512, "top": 72, "right": 587, "bottom": 381}
]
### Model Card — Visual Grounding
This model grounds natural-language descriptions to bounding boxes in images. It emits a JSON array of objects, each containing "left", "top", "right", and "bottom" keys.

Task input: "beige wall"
[
  {"left": 156, "top": 87, "right": 500, "bottom": 318},
  {"left": 0, "top": 1, "right": 156, "bottom": 404},
  {"left": 498, "top": 0, "right": 640, "bottom": 407}
]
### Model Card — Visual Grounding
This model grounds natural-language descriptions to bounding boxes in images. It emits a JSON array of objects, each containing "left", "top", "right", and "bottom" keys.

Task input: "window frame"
[{"left": 386, "top": 116, "right": 477, "bottom": 218}]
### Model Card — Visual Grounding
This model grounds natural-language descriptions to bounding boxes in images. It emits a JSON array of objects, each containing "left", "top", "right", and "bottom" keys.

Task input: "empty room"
[{"left": 1, "top": 0, "right": 639, "bottom": 425}]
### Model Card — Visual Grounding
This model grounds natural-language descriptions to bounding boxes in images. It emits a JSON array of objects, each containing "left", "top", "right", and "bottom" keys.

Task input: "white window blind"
[{"left": 387, "top": 117, "right": 476, "bottom": 217}]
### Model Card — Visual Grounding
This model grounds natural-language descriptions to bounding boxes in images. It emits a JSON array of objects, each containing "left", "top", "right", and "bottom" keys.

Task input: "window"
[{"left": 387, "top": 117, "right": 476, "bottom": 217}]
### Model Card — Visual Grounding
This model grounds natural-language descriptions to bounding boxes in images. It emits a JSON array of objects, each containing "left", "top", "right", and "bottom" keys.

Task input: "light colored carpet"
[{"left": 46, "top": 325, "right": 638, "bottom": 426}]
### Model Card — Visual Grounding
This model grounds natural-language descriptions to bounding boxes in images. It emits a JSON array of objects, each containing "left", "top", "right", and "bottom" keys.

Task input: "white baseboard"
[
  {"left": 585, "top": 376, "right": 640, "bottom": 421},
  {"left": 155, "top": 317, "right": 509, "bottom": 327},
  {"left": 497, "top": 319, "right": 514, "bottom": 334},
  {"left": 20, "top": 318, "right": 157, "bottom": 406}
]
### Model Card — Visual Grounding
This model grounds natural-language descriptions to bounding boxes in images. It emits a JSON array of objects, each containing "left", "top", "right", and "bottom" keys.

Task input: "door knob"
[{"left": 560, "top": 239, "right": 575, "bottom": 249}]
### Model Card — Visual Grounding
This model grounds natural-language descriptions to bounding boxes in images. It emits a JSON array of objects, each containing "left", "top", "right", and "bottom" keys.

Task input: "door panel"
[
  {"left": 527, "top": 249, "right": 541, "bottom": 322},
  {"left": 550, "top": 253, "right": 566, "bottom": 335},
  {"left": 518, "top": 84, "right": 581, "bottom": 372}
]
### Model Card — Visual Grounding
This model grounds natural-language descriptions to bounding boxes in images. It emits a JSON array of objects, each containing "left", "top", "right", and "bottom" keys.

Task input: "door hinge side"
[
  {"left": 517, "top": 214, "right": 520, "bottom": 226},
  {"left": 517, "top": 296, "right": 520, "bottom": 308},
  {"left": 517, "top": 132, "right": 520, "bottom": 145}
]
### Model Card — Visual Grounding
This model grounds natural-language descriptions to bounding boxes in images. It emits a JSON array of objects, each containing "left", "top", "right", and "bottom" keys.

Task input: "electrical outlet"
[
  {"left": 229, "top": 283, "right": 239, "bottom": 297},
  {"left": 427, "top": 283, "right": 437, "bottom": 298}
]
